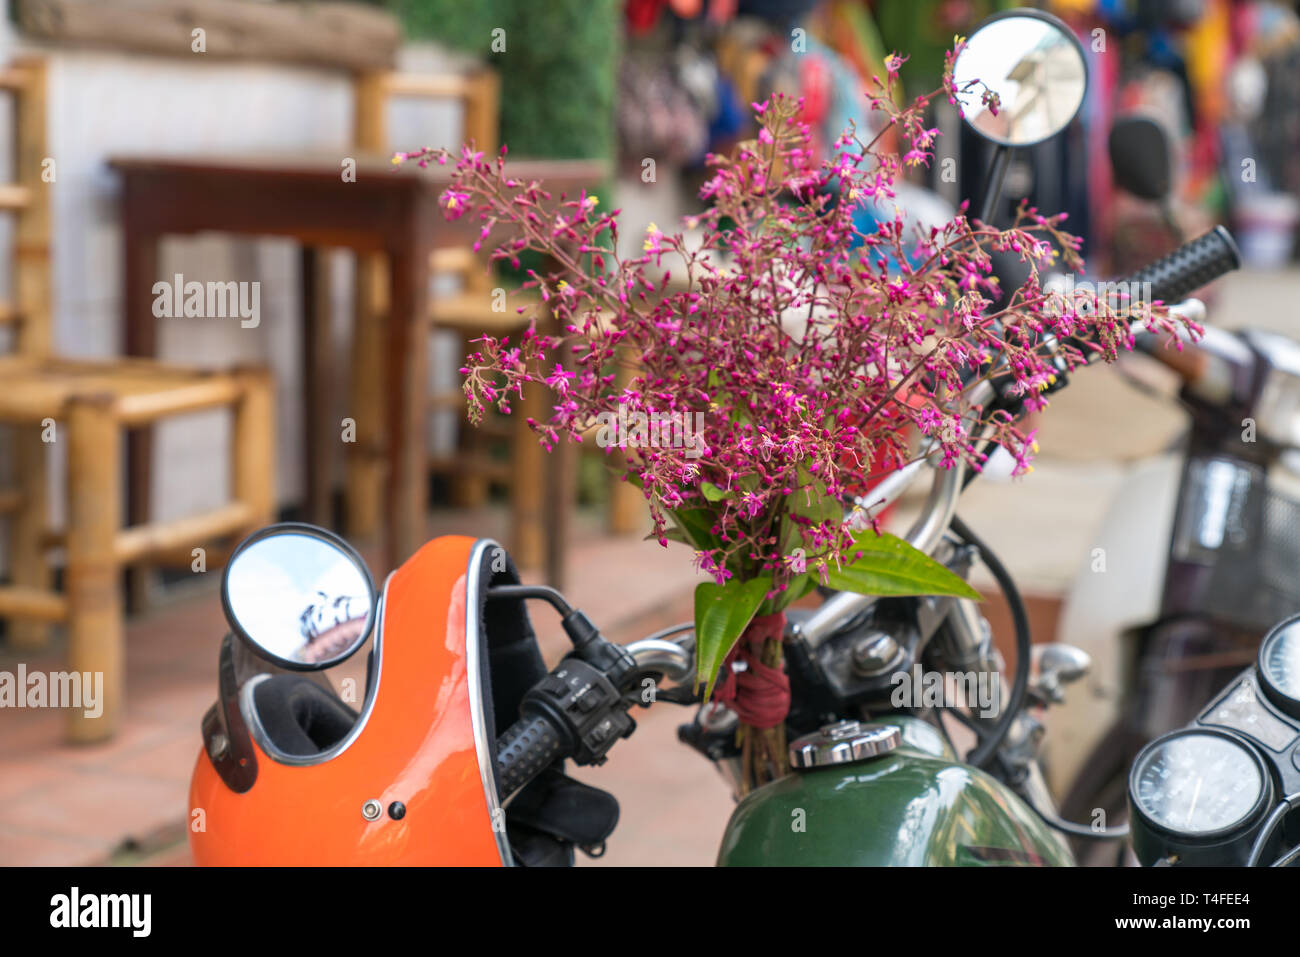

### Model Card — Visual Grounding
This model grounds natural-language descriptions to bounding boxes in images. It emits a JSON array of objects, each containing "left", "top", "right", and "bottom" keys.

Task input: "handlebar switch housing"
[
  {"left": 561, "top": 610, "right": 637, "bottom": 688},
  {"left": 517, "top": 657, "right": 635, "bottom": 767}
]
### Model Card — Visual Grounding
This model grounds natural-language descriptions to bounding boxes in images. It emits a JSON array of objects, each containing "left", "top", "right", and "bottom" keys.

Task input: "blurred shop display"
[
  {"left": 392, "top": 0, "right": 619, "bottom": 162},
  {"left": 598, "top": 0, "right": 1300, "bottom": 272}
]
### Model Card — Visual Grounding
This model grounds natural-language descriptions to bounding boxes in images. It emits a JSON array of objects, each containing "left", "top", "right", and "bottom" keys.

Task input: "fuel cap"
[{"left": 789, "top": 720, "right": 901, "bottom": 769}]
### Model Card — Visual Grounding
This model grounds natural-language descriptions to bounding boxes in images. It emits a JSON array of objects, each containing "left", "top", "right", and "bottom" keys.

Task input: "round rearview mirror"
[
  {"left": 952, "top": 10, "right": 1088, "bottom": 148},
  {"left": 221, "top": 524, "right": 376, "bottom": 671}
]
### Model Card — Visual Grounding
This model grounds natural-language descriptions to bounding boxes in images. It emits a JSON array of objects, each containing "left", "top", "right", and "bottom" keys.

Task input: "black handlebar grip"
[
  {"left": 496, "top": 711, "right": 569, "bottom": 799},
  {"left": 1118, "top": 225, "right": 1241, "bottom": 306}
]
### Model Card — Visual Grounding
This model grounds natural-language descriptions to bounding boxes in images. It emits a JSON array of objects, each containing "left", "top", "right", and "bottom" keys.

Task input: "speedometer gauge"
[
  {"left": 1259, "top": 617, "right": 1300, "bottom": 719},
  {"left": 1128, "top": 728, "right": 1273, "bottom": 866}
]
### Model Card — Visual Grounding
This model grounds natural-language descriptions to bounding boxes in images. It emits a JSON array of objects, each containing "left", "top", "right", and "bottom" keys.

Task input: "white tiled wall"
[{"left": 0, "top": 24, "right": 470, "bottom": 538}]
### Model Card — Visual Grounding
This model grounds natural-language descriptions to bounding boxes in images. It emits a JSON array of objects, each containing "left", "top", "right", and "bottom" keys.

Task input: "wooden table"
[{"left": 111, "top": 153, "right": 604, "bottom": 578}]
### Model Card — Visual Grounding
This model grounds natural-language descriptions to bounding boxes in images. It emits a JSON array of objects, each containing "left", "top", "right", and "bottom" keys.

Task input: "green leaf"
[
  {"left": 787, "top": 573, "right": 819, "bottom": 603},
  {"left": 644, "top": 528, "right": 690, "bottom": 545},
  {"left": 761, "top": 572, "right": 817, "bottom": 616},
  {"left": 790, "top": 488, "right": 842, "bottom": 527},
  {"left": 824, "top": 531, "right": 982, "bottom": 601},
  {"left": 728, "top": 402, "right": 753, "bottom": 428},
  {"left": 789, "top": 466, "right": 841, "bottom": 525},
  {"left": 693, "top": 576, "right": 771, "bottom": 702},
  {"left": 669, "top": 507, "right": 720, "bottom": 552},
  {"left": 700, "top": 481, "right": 730, "bottom": 502},
  {"left": 779, "top": 471, "right": 842, "bottom": 557}
]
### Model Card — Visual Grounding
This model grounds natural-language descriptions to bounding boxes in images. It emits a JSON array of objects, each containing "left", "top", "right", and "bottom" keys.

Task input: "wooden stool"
[
  {"left": 350, "top": 67, "right": 552, "bottom": 566},
  {"left": 0, "top": 359, "right": 274, "bottom": 741},
  {"left": 0, "top": 58, "right": 277, "bottom": 741}
]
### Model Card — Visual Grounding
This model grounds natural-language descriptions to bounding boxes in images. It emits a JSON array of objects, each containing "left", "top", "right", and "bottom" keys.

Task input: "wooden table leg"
[
  {"left": 301, "top": 247, "right": 334, "bottom": 528},
  {"left": 345, "top": 253, "right": 388, "bottom": 542},
  {"left": 542, "top": 332, "right": 576, "bottom": 589},
  {"left": 122, "top": 221, "right": 159, "bottom": 613},
  {"left": 384, "top": 244, "right": 430, "bottom": 569},
  {"left": 607, "top": 345, "right": 645, "bottom": 536},
  {"left": 544, "top": 431, "right": 576, "bottom": 590},
  {"left": 233, "top": 366, "right": 276, "bottom": 535},
  {"left": 449, "top": 331, "right": 490, "bottom": 510},
  {"left": 510, "top": 383, "right": 545, "bottom": 571}
]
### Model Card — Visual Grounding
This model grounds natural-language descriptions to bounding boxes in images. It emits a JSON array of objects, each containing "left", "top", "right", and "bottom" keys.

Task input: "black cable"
[
  {"left": 931, "top": 711, "right": 962, "bottom": 757},
  {"left": 948, "top": 514, "right": 1029, "bottom": 769},
  {"left": 485, "top": 584, "right": 573, "bottom": 617},
  {"left": 944, "top": 705, "right": 984, "bottom": 736},
  {"left": 1247, "top": 797, "right": 1300, "bottom": 867},
  {"left": 950, "top": 513, "right": 1130, "bottom": 840},
  {"left": 1272, "top": 843, "right": 1300, "bottom": 868},
  {"left": 1022, "top": 790, "right": 1130, "bottom": 840}
]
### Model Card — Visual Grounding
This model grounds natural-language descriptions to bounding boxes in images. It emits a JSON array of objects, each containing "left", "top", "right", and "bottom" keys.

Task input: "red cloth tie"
[{"left": 711, "top": 611, "right": 789, "bottom": 729}]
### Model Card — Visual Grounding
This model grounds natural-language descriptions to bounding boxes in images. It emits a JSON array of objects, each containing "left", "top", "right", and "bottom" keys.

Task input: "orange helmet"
[{"left": 189, "top": 524, "right": 618, "bottom": 866}]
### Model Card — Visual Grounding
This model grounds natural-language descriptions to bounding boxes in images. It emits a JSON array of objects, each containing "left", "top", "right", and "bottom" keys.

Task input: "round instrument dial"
[
  {"left": 1259, "top": 619, "right": 1300, "bottom": 719},
  {"left": 1130, "top": 729, "right": 1270, "bottom": 838}
]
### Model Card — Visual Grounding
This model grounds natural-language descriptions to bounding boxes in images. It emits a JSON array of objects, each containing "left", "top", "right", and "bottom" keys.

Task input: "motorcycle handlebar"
[
  {"left": 1115, "top": 225, "right": 1241, "bottom": 307},
  {"left": 496, "top": 711, "right": 569, "bottom": 799},
  {"left": 798, "top": 229, "right": 1243, "bottom": 649}
]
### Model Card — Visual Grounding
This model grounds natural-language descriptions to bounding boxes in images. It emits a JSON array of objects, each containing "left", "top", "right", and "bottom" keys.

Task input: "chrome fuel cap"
[{"left": 789, "top": 720, "right": 901, "bottom": 769}]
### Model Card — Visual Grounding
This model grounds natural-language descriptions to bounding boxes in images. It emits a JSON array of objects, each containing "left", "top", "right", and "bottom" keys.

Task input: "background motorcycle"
[
  {"left": 1046, "top": 117, "right": 1300, "bottom": 865},
  {"left": 1125, "top": 611, "right": 1300, "bottom": 867}
]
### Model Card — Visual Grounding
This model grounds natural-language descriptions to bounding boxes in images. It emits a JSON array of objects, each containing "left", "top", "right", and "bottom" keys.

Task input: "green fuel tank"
[{"left": 716, "top": 717, "right": 1075, "bottom": 867}]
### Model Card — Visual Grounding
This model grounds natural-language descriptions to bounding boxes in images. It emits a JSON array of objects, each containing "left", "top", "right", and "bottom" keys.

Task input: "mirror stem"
[
  {"left": 486, "top": 583, "right": 574, "bottom": 617},
  {"left": 977, "top": 145, "right": 1011, "bottom": 226}
]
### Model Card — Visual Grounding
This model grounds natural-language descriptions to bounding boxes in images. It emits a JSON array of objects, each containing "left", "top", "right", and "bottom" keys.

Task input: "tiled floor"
[{"left": 0, "top": 579, "right": 229, "bottom": 865}]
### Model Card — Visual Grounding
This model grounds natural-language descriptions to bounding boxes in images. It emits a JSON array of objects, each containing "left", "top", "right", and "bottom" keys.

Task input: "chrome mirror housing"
[
  {"left": 221, "top": 523, "right": 376, "bottom": 671},
  {"left": 953, "top": 10, "right": 1088, "bottom": 148}
]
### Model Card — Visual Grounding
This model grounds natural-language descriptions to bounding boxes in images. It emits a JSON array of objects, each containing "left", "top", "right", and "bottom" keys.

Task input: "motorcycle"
[
  {"left": 1125, "top": 611, "right": 1300, "bottom": 867},
  {"left": 1047, "top": 116, "right": 1300, "bottom": 864},
  {"left": 185, "top": 9, "right": 1265, "bottom": 866}
]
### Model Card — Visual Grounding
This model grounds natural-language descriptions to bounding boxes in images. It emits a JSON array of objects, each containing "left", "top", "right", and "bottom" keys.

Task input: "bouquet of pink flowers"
[{"left": 399, "top": 41, "right": 1186, "bottom": 788}]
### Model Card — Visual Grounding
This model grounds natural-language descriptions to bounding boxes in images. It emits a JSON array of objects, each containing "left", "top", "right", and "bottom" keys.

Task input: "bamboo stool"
[
  {"left": 351, "top": 67, "right": 552, "bottom": 563},
  {"left": 0, "top": 363, "right": 275, "bottom": 743},
  {"left": 0, "top": 58, "right": 276, "bottom": 742}
]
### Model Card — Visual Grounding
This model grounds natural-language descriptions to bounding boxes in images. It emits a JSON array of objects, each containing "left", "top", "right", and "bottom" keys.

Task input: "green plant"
[{"left": 388, "top": 0, "right": 618, "bottom": 161}]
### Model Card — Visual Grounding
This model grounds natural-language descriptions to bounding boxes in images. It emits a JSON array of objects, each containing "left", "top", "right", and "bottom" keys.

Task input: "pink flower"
[
  {"left": 439, "top": 189, "right": 470, "bottom": 220},
  {"left": 642, "top": 222, "right": 663, "bottom": 254},
  {"left": 902, "top": 148, "right": 929, "bottom": 169},
  {"left": 407, "top": 80, "right": 1158, "bottom": 616},
  {"left": 544, "top": 364, "right": 575, "bottom": 394}
]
